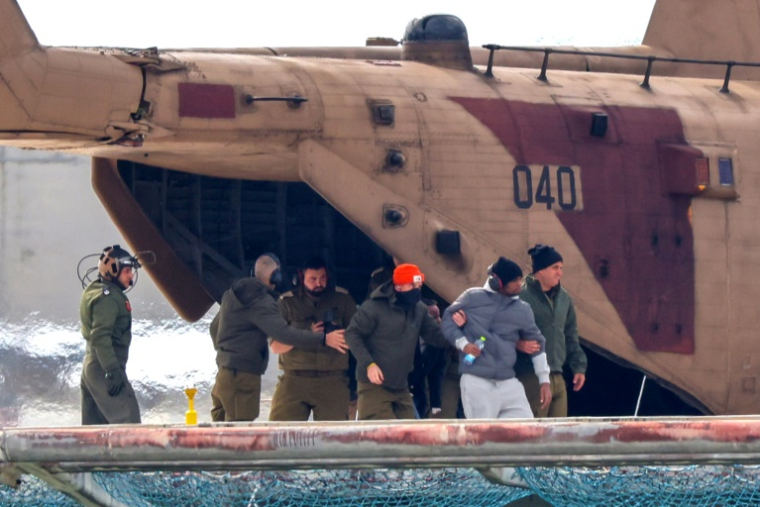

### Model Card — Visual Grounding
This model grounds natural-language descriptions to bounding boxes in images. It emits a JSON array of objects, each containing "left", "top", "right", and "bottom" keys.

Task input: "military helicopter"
[{"left": 1, "top": 0, "right": 758, "bottom": 417}]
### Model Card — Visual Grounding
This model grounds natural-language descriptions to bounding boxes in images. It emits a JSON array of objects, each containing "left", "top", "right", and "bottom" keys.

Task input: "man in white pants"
[{"left": 442, "top": 256, "right": 552, "bottom": 419}]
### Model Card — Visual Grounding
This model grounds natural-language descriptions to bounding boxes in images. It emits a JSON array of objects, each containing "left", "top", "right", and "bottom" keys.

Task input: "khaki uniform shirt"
[{"left": 277, "top": 286, "right": 357, "bottom": 371}]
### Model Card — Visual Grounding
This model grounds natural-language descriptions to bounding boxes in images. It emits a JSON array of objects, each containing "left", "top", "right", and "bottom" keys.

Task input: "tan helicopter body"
[{"left": 1, "top": 0, "right": 758, "bottom": 415}]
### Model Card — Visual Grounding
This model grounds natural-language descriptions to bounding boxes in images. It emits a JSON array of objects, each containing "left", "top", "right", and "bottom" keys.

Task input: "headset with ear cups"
[
  {"left": 487, "top": 263, "right": 503, "bottom": 291},
  {"left": 251, "top": 253, "right": 283, "bottom": 286}
]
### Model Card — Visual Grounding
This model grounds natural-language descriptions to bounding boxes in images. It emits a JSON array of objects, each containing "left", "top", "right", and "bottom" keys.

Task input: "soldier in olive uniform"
[
  {"left": 79, "top": 245, "right": 142, "bottom": 425},
  {"left": 269, "top": 257, "right": 356, "bottom": 421}
]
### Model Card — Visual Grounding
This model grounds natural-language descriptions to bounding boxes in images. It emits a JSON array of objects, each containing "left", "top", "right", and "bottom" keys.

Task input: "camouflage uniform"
[
  {"left": 79, "top": 278, "right": 141, "bottom": 425},
  {"left": 269, "top": 286, "right": 357, "bottom": 421}
]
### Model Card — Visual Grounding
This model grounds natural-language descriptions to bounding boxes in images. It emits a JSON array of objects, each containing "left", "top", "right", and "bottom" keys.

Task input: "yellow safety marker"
[{"left": 185, "top": 388, "right": 198, "bottom": 425}]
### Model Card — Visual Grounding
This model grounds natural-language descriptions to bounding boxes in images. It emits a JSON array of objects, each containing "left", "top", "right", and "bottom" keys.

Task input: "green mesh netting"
[
  {"left": 5, "top": 465, "right": 760, "bottom": 506},
  {"left": 92, "top": 468, "right": 529, "bottom": 507},
  {"left": 0, "top": 475, "right": 80, "bottom": 507},
  {"left": 518, "top": 464, "right": 760, "bottom": 507}
]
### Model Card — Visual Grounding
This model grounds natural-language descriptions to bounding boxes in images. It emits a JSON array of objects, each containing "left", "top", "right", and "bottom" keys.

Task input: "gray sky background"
[{"left": 18, "top": 1, "right": 657, "bottom": 49}]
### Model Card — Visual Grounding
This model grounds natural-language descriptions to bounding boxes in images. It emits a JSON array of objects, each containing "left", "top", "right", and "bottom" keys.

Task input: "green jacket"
[
  {"left": 213, "top": 277, "right": 323, "bottom": 375},
  {"left": 515, "top": 276, "right": 587, "bottom": 375},
  {"left": 80, "top": 278, "right": 132, "bottom": 372},
  {"left": 345, "top": 281, "right": 449, "bottom": 390},
  {"left": 277, "top": 286, "right": 357, "bottom": 371}
]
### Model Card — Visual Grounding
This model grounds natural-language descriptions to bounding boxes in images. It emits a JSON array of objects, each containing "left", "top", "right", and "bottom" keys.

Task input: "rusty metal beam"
[{"left": 4, "top": 417, "right": 760, "bottom": 472}]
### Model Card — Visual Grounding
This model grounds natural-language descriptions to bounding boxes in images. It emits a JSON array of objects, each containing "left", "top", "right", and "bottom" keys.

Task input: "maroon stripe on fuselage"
[{"left": 451, "top": 97, "right": 695, "bottom": 354}]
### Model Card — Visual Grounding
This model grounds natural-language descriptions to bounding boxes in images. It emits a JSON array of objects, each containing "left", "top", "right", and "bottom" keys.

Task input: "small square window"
[{"left": 718, "top": 158, "right": 734, "bottom": 186}]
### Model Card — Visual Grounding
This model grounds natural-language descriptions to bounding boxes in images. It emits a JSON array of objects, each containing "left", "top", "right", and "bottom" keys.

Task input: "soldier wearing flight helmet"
[{"left": 79, "top": 244, "right": 142, "bottom": 425}]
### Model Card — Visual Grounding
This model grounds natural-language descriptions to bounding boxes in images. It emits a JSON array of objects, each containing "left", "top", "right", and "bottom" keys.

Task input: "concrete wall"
[{"left": 0, "top": 147, "right": 280, "bottom": 426}]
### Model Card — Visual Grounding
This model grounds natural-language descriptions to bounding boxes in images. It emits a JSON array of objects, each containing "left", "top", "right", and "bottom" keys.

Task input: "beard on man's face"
[{"left": 305, "top": 286, "right": 326, "bottom": 298}]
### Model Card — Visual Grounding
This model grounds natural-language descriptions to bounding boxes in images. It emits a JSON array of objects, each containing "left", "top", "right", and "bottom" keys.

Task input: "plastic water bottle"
[{"left": 462, "top": 336, "right": 486, "bottom": 365}]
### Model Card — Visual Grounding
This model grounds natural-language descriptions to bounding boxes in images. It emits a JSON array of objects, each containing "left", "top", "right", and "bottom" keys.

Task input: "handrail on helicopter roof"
[{"left": 482, "top": 44, "right": 760, "bottom": 93}]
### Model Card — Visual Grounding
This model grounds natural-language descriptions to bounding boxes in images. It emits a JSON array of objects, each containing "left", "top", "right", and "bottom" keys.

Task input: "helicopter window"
[{"left": 718, "top": 158, "right": 734, "bottom": 186}]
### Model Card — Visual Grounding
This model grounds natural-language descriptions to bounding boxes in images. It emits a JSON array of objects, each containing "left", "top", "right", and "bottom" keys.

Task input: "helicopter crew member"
[
  {"left": 268, "top": 256, "right": 356, "bottom": 421},
  {"left": 79, "top": 245, "right": 142, "bottom": 425},
  {"left": 345, "top": 264, "right": 450, "bottom": 420},
  {"left": 210, "top": 253, "right": 345, "bottom": 422},
  {"left": 515, "top": 244, "right": 587, "bottom": 418}
]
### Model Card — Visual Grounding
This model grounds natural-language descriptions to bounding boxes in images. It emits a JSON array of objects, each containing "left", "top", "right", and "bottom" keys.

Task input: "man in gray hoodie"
[{"left": 442, "top": 257, "right": 551, "bottom": 419}]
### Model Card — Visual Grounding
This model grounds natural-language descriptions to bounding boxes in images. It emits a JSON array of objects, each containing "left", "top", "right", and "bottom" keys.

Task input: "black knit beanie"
[
  {"left": 490, "top": 256, "right": 523, "bottom": 284},
  {"left": 529, "top": 244, "right": 563, "bottom": 273}
]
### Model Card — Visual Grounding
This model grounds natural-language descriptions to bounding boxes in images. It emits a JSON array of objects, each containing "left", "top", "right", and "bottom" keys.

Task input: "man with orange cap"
[{"left": 345, "top": 263, "right": 451, "bottom": 420}]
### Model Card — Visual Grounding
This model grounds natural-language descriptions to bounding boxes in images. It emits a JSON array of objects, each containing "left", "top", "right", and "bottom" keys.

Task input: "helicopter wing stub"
[{"left": 451, "top": 97, "right": 697, "bottom": 355}]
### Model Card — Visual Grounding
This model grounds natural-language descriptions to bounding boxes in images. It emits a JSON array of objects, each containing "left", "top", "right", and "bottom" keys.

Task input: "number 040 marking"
[{"left": 512, "top": 165, "right": 580, "bottom": 211}]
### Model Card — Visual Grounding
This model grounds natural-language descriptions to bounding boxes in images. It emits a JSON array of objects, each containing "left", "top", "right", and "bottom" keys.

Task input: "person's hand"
[
  {"left": 311, "top": 321, "right": 325, "bottom": 333},
  {"left": 539, "top": 382, "right": 552, "bottom": 410},
  {"left": 270, "top": 340, "right": 293, "bottom": 354},
  {"left": 105, "top": 368, "right": 126, "bottom": 397},
  {"left": 573, "top": 373, "right": 586, "bottom": 391},
  {"left": 516, "top": 340, "right": 540, "bottom": 354},
  {"left": 452, "top": 310, "right": 467, "bottom": 327},
  {"left": 325, "top": 329, "right": 349, "bottom": 354},
  {"left": 367, "top": 363, "right": 384, "bottom": 385},
  {"left": 462, "top": 342, "right": 482, "bottom": 357}
]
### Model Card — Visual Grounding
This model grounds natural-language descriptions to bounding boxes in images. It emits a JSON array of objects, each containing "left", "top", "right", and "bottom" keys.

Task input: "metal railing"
[
  {"left": 482, "top": 44, "right": 760, "bottom": 93},
  {"left": 5, "top": 417, "right": 760, "bottom": 471}
]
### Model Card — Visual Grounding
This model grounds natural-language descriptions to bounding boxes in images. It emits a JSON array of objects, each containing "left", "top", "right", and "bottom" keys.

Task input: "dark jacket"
[
  {"left": 80, "top": 278, "right": 132, "bottom": 372},
  {"left": 515, "top": 276, "right": 587, "bottom": 375},
  {"left": 345, "top": 281, "right": 449, "bottom": 390},
  {"left": 213, "top": 277, "right": 323, "bottom": 375},
  {"left": 277, "top": 286, "right": 357, "bottom": 371},
  {"left": 442, "top": 285, "right": 546, "bottom": 381},
  {"left": 408, "top": 339, "right": 448, "bottom": 411}
]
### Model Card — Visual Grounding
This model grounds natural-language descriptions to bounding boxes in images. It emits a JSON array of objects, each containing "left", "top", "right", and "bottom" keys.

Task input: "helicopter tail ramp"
[
  {"left": 643, "top": 0, "right": 760, "bottom": 79},
  {"left": 3, "top": 418, "right": 760, "bottom": 506}
]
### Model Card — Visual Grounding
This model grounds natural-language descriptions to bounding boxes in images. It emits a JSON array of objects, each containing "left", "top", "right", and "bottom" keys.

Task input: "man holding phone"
[{"left": 269, "top": 256, "right": 357, "bottom": 421}]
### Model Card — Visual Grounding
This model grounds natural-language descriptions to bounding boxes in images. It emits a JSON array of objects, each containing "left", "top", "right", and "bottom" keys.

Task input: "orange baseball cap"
[{"left": 393, "top": 264, "right": 425, "bottom": 285}]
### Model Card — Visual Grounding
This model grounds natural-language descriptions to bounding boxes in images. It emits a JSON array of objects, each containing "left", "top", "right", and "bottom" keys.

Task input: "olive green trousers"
[{"left": 357, "top": 381, "right": 416, "bottom": 420}]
